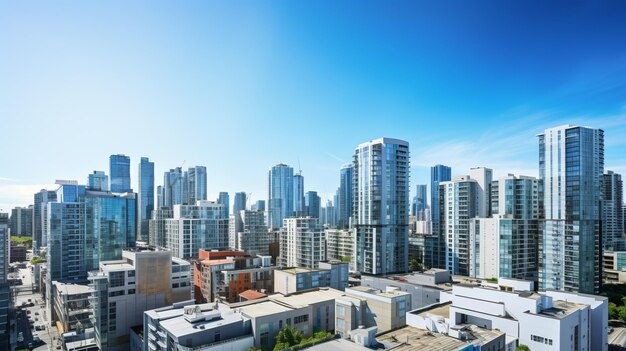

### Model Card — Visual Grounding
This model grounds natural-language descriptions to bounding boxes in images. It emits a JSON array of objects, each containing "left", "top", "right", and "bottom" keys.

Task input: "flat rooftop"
[
  {"left": 377, "top": 326, "right": 473, "bottom": 351},
  {"left": 278, "top": 267, "right": 321, "bottom": 274},
  {"left": 409, "top": 302, "right": 451, "bottom": 319},
  {"left": 53, "top": 282, "right": 91, "bottom": 296},
  {"left": 538, "top": 300, "right": 586, "bottom": 319},
  {"left": 159, "top": 308, "right": 245, "bottom": 338},
  {"left": 239, "top": 300, "right": 293, "bottom": 318}
]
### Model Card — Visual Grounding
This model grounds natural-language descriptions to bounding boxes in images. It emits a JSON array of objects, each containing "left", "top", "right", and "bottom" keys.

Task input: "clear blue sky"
[{"left": 2, "top": 1, "right": 626, "bottom": 211}]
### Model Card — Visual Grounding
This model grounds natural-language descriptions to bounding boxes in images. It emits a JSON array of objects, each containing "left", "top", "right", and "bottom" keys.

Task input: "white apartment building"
[{"left": 279, "top": 217, "right": 326, "bottom": 268}]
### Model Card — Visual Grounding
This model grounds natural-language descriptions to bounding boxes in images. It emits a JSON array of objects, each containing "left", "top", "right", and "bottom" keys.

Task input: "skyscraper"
[
  {"left": 33, "top": 189, "right": 57, "bottom": 252},
  {"left": 353, "top": 138, "right": 409, "bottom": 275},
  {"left": 138, "top": 157, "right": 155, "bottom": 242},
  {"left": 411, "top": 184, "right": 428, "bottom": 218},
  {"left": 431, "top": 165, "right": 452, "bottom": 235},
  {"left": 305, "top": 191, "right": 320, "bottom": 219},
  {"left": 603, "top": 171, "right": 623, "bottom": 249},
  {"left": 163, "top": 167, "right": 184, "bottom": 208},
  {"left": 293, "top": 172, "right": 305, "bottom": 216},
  {"left": 187, "top": 166, "right": 207, "bottom": 204},
  {"left": 251, "top": 200, "right": 265, "bottom": 212},
  {"left": 538, "top": 125, "right": 604, "bottom": 294},
  {"left": 268, "top": 163, "right": 294, "bottom": 229},
  {"left": 10, "top": 206, "right": 33, "bottom": 237},
  {"left": 0, "top": 213, "right": 8, "bottom": 349},
  {"left": 109, "top": 154, "right": 132, "bottom": 193},
  {"left": 337, "top": 164, "right": 353, "bottom": 229},
  {"left": 218, "top": 192, "right": 230, "bottom": 219},
  {"left": 230, "top": 192, "right": 247, "bottom": 245},
  {"left": 87, "top": 171, "right": 109, "bottom": 191},
  {"left": 279, "top": 217, "right": 326, "bottom": 268}
]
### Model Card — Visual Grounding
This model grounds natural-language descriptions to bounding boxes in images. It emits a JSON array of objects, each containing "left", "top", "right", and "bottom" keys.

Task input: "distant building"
[
  {"left": 140, "top": 301, "right": 254, "bottom": 351},
  {"left": 325, "top": 229, "right": 355, "bottom": 270},
  {"left": 279, "top": 217, "right": 325, "bottom": 268},
  {"left": 251, "top": 200, "right": 265, "bottom": 212},
  {"left": 10, "top": 206, "right": 33, "bottom": 237},
  {"left": 9, "top": 244, "right": 26, "bottom": 263},
  {"left": 354, "top": 138, "right": 409, "bottom": 275},
  {"left": 411, "top": 184, "right": 428, "bottom": 218},
  {"left": 603, "top": 171, "right": 623, "bottom": 249},
  {"left": 33, "top": 189, "right": 57, "bottom": 252},
  {"left": 87, "top": 170, "right": 109, "bottom": 191},
  {"left": 109, "top": 154, "right": 132, "bottom": 193},
  {"left": 89, "top": 248, "right": 191, "bottom": 351},
  {"left": 217, "top": 191, "right": 230, "bottom": 219},
  {"left": 232, "top": 210, "right": 269, "bottom": 257},
  {"left": 468, "top": 167, "right": 493, "bottom": 218},
  {"left": 138, "top": 157, "right": 154, "bottom": 242},
  {"left": 430, "top": 164, "right": 451, "bottom": 241},
  {"left": 0, "top": 213, "right": 9, "bottom": 349},
  {"left": 268, "top": 163, "right": 294, "bottom": 229},
  {"left": 293, "top": 173, "right": 305, "bottom": 216},
  {"left": 273, "top": 261, "right": 349, "bottom": 295},
  {"left": 305, "top": 191, "right": 320, "bottom": 219},
  {"left": 186, "top": 166, "right": 207, "bottom": 204},
  {"left": 337, "top": 164, "right": 353, "bottom": 229}
]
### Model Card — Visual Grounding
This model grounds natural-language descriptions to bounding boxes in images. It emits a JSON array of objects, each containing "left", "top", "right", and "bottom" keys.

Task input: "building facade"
[
  {"left": 10, "top": 206, "right": 33, "bottom": 237},
  {"left": 538, "top": 125, "right": 604, "bottom": 294},
  {"left": 138, "top": 157, "right": 154, "bottom": 242},
  {"left": 354, "top": 138, "right": 410, "bottom": 275},
  {"left": 109, "top": 154, "right": 132, "bottom": 193},
  {"left": 603, "top": 171, "right": 623, "bottom": 249},
  {"left": 33, "top": 189, "right": 57, "bottom": 252},
  {"left": 268, "top": 163, "right": 294, "bottom": 229},
  {"left": 279, "top": 217, "right": 326, "bottom": 269}
]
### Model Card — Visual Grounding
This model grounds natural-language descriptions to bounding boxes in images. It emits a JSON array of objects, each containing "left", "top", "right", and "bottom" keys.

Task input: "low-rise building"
[
  {"left": 360, "top": 269, "right": 452, "bottom": 309},
  {"left": 89, "top": 248, "right": 192, "bottom": 351},
  {"left": 603, "top": 251, "right": 626, "bottom": 283},
  {"left": 193, "top": 249, "right": 275, "bottom": 304},
  {"left": 239, "top": 288, "right": 344, "bottom": 351},
  {"left": 52, "top": 281, "right": 92, "bottom": 334},
  {"left": 335, "top": 286, "right": 411, "bottom": 337},
  {"left": 140, "top": 300, "right": 254, "bottom": 351},
  {"left": 273, "top": 261, "right": 349, "bottom": 295},
  {"left": 407, "top": 280, "right": 608, "bottom": 351}
]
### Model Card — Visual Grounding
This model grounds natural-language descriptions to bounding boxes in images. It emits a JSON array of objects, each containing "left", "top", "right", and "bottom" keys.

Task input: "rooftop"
[
  {"left": 239, "top": 289, "right": 267, "bottom": 301},
  {"left": 377, "top": 326, "right": 473, "bottom": 351},
  {"left": 538, "top": 300, "right": 586, "bottom": 319},
  {"left": 53, "top": 282, "right": 91, "bottom": 296},
  {"left": 278, "top": 267, "right": 321, "bottom": 274},
  {"left": 409, "top": 302, "right": 451, "bottom": 319},
  {"left": 159, "top": 306, "right": 245, "bottom": 339}
]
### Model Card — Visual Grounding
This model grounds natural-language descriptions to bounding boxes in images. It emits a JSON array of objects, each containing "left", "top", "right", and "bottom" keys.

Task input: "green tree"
[
  {"left": 516, "top": 345, "right": 531, "bottom": 351},
  {"left": 618, "top": 306, "right": 626, "bottom": 323},
  {"left": 609, "top": 302, "right": 619, "bottom": 320},
  {"left": 340, "top": 256, "right": 351, "bottom": 263},
  {"left": 409, "top": 258, "right": 423, "bottom": 272},
  {"left": 274, "top": 325, "right": 301, "bottom": 351}
]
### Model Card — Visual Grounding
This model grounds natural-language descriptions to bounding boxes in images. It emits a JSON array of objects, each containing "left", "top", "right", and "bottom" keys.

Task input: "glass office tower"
[
  {"left": 412, "top": 184, "right": 428, "bottom": 217},
  {"left": 139, "top": 157, "right": 155, "bottom": 242},
  {"left": 337, "top": 164, "right": 353, "bottom": 229},
  {"left": 218, "top": 192, "right": 230, "bottom": 219},
  {"left": 88, "top": 171, "right": 109, "bottom": 191},
  {"left": 268, "top": 163, "right": 294, "bottom": 229},
  {"left": 187, "top": 166, "right": 207, "bottom": 204},
  {"left": 538, "top": 125, "right": 604, "bottom": 294},
  {"left": 109, "top": 154, "right": 132, "bottom": 193},
  {"left": 603, "top": 171, "right": 623, "bottom": 249},
  {"left": 293, "top": 173, "right": 305, "bottom": 216},
  {"left": 431, "top": 165, "right": 451, "bottom": 234},
  {"left": 353, "top": 138, "right": 409, "bottom": 275},
  {"left": 305, "top": 191, "right": 320, "bottom": 219}
]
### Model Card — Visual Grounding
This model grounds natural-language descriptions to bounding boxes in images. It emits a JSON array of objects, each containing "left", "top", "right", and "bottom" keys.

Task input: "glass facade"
[
  {"left": 187, "top": 166, "right": 207, "bottom": 204},
  {"left": 218, "top": 192, "right": 230, "bottom": 218},
  {"left": 430, "top": 165, "right": 452, "bottom": 238},
  {"left": 109, "top": 154, "right": 131, "bottom": 193},
  {"left": 88, "top": 171, "right": 109, "bottom": 191},
  {"left": 139, "top": 157, "right": 154, "bottom": 242},
  {"left": 539, "top": 125, "right": 603, "bottom": 294},
  {"left": 354, "top": 138, "right": 409, "bottom": 275},
  {"left": 268, "top": 163, "right": 294, "bottom": 229},
  {"left": 337, "top": 164, "right": 353, "bottom": 229},
  {"left": 412, "top": 184, "right": 428, "bottom": 218},
  {"left": 602, "top": 171, "right": 623, "bottom": 249},
  {"left": 305, "top": 191, "right": 320, "bottom": 219},
  {"left": 293, "top": 173, "right": 305, "bottom": 216}
]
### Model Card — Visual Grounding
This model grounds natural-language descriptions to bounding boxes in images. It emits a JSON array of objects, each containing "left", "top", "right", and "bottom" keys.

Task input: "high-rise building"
[
  {"left": 187, "top": 166, "right": 207, "bottom": 204},
  {"left": 470, "top": 175, "right": 540, "bottom": 282},
  {"left": 440, "top": 176, "right": 478, "bottom": 276},
  {"left": 411, "top": 184, "right": 428, "bottom": 219},
  {"left": 163, "top": 167, "right": 185, "bottom": 208},
  {"left": 431, "top": 165, "right": 451, "bottom": 236},
  {"left": 539, "top": 125, "right": 604, "bottom": 294},
  {"left": 230, "top": 192, "right": 248, "bottom": 249},
  {"left": 0, "top": 213, "right": 8, "bottom": 349},
  {"left": 33, "top": 189, "right": 57, "bottom": 252},
  {"left": 293, "top": 173, "right": 305, "bottom": 216},
  {"left": 109, "top": 154, "right": 132, "bottom": 193},
  {"left": 156, "top": 201, "right": 228, "bottom": 259},
  {"left": 156, "top": 185, "right": 163, "bottom": 208},
  {"left": 233, "top": 192, "right": 247, "bottom": 214},
  {"left": 234, "top": 210, "right": 269, "bottom": 256},
  {"left": 325, "top": 228, "right": 355, "bottom": 270},
  {"left": 305, "top": 191, "right": 320, "bottom": 219},
  {"left": 337, "top": 164, "right": 353, "bottom": 229},
  {"left": 138, "top": 157, "right": 155, "bottom": 242},
  {"left": 9, "top": 206, "right": 33, "bottom": 237},
  {"left": 217, "top": 192, "right": 230, "bottom": 219},
  {"left": 603, "top": 171, "right": 623, "bottom": 249},
  {"left": 268, "top": 163, "right": 294, "bottom": 229},
  {"left": 469, "top": 167, "right": 493, "bottom": 218},
  {"left": 321, "top": 200, "right": 336, "bottom": 227},
  {"left": 251, "top": 200, "right": 265, "bottom": 212},
  {"left": 87, "top": 171, "right": 109, "bottom": 191},
  {"left": 354, "top": 138, "right": 410, "bottom": 275},
  {"left": 279, "top": 217, "right": 326, "bottom": 268}
]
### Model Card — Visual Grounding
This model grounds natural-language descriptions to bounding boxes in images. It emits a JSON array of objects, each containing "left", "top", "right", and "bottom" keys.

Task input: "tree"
[
  {"left": 618, "top": 306, "right": 626, "bottom": 323},
  {"left": 516, "top": 345, "right": 530, "bottom": 351},
  {"left": 340, "top": 256, "right": 351, "bottom": 263},
  {"left": 274, "top": 325, "right": 302, "bottom": 351},
  {"left": 409, "top": 258, "right": 423, "bottom": 272},
  {"left": 609, "top": 302, "right": 619, "bottom": 320}
]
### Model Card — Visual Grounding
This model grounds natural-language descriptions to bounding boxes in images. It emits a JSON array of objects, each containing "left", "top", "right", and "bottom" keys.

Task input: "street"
[
  {"left": 609, "top": 327, "right": 626, "bottom": 348},
  {"left": 10, "top": 251, "right": 61, "bottom": 351}
]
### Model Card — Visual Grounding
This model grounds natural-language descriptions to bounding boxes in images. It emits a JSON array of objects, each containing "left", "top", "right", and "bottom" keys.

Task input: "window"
[
  {"left": 128, "top": 289, "right": 135, "bottom": 294},
  {"left": 127, "top": 270, "right": 135, "bottom": 277},
  {"left": 336, "top": 318, "right": 345, "bottom": 329},
  {"left": 294, "top": 314, "right": 309, "bottom": 324},
  {"left": 109, "top": 271, "right": 125, "bottom": 288},
  {"left": 336, "top": 305, "right": 345, "bottom": 316}
]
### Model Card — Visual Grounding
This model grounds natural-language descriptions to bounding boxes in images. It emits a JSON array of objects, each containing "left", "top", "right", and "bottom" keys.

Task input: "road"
[
  {"left": 10, "top": 251, "right": 61, "bottom": 351},
  {"left": 610, "top": 327, "right": 626, "bottom": 348}
]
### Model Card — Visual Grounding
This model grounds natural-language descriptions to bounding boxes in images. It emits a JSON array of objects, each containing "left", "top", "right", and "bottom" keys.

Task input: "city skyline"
[{"left": 2, "top": 1, "right": 626, "bottom": 211}]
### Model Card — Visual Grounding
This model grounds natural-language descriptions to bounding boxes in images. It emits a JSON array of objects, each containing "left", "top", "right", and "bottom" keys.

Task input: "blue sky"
[{"left": 2, "top": 1, "right": 626, "bottom": 211}]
